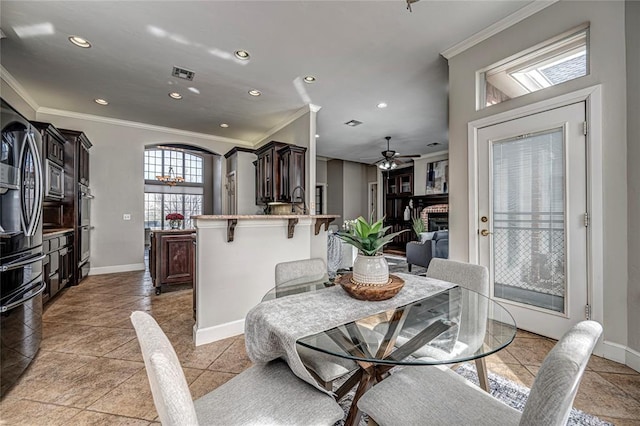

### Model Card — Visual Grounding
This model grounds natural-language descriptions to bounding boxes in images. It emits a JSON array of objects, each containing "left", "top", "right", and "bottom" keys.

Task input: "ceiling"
[{"left": 0, "top": 1, "right": 531, "bottom": 164}]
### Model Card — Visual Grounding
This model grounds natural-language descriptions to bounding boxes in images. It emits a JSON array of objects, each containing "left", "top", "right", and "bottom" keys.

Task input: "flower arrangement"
[
  {"left": 337, "top": 215, "right": 407, "bottom": 256},
  {"left": 165, "top": 213, "right": 184, "bottom": 221}
]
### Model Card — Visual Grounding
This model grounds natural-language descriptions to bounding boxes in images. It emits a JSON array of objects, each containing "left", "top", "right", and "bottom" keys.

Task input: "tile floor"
[{"left": 1, "top": 269, "right": 640, "bottom": 425}]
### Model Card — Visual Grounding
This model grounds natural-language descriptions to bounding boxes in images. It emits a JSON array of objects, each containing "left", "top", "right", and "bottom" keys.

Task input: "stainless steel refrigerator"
[{"left": 0, "top": 98, "right": 45, "bottom": 399}]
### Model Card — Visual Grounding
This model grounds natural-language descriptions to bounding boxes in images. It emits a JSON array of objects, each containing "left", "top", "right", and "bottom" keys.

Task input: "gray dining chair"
[
  {"left": 130, "top": 311, "right": 344, "bottom": 426},
  {"left": 400, "top": 258, "right": 492, "bottom": 390},
  {"left": 358, "top": 320, "right": 602, "bottom": 426},
  {"left": 275, "top": 258, "right": 358, "bottom": 390}
]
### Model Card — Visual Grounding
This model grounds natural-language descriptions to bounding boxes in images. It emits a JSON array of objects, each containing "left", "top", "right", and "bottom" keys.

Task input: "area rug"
[
  {"left": 454, "top": 363, "right": 611, "bottom": 426},
  {"left": 334, "top": 364, "right": 612, "bottom": 426}
]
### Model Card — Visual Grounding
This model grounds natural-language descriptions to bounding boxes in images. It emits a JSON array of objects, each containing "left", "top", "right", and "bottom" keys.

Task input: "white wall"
[
  {"left": 34, "top": 110, "right": 249, "bottom": 272},
  {"left": 626, "top": 0, "right": 640, "bottom": 354},
  {"left": 447, "top": 2, "right": 629, "bottom": 347}
]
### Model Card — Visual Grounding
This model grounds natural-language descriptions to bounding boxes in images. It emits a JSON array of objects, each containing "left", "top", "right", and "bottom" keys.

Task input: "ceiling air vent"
[
  {"left": 345, "top": 119, "right": 362, "bottom": 127},
  {"left": 172, "top": 66, "right": 195, "bottom": 81}
]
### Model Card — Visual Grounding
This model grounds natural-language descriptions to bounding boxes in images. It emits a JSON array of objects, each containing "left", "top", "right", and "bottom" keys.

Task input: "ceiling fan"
[{"left": 374, "top": 136, "right": 420, "bottom": 170}]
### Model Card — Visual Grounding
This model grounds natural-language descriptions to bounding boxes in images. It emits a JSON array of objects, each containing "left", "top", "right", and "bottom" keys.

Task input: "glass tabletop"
[{"left": 293, "top": 285, "right": 516, "bottom": 366}]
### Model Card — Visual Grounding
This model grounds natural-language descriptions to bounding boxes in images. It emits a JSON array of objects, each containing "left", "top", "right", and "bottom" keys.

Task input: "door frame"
[
  {"left": 368, "top": 181, "right": 378, "bottom": 221},
  {"left": 467, "top": 85, "right": 603, "bottom": 345}
]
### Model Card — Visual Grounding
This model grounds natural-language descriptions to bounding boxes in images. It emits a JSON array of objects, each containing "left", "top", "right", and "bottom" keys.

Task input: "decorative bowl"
[{"left": 336, "top": 273, "right": 405, "bottom": 301}]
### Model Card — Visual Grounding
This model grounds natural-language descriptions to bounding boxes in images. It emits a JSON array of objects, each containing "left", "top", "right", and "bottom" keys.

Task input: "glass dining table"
[{"left": 259, "top": 274, "right": 517, "bottom": 426}]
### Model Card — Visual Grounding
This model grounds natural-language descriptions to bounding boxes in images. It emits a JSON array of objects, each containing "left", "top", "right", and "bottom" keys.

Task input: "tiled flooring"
[{"left": 1, "top": 269, "right": 640, "bottom": 425}]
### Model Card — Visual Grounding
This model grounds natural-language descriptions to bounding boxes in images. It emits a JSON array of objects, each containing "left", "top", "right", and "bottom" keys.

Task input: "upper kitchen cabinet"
[
  {"left": 254, "top": 141, "right": 286, "bottom": 205},
  {"left": 59, "top": 129, "right": 92, "bottom": 186},
  {"left": 32, "top": 121, "right": 65, "bottom": 167},
  {"left": 254, "top": 141, "right": 307, "bottom": 205},
  {"left": 278, "top": 144, "right": 306, "bottom": 202}
]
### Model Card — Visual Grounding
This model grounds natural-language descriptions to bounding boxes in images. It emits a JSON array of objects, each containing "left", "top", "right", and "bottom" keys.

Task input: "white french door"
[{"left": 477, "top": 102, "right": 588, "bottom": 339}]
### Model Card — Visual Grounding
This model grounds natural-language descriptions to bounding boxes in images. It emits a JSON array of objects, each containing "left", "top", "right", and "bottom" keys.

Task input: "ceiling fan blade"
[{"left": 396, "top": 154, "right": 421, "bottom": 158}]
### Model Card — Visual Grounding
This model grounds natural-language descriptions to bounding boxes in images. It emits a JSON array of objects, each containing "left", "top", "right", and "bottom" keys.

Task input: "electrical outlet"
[{"left": 123, "top": 214, "right": 131, "bottom": 221}]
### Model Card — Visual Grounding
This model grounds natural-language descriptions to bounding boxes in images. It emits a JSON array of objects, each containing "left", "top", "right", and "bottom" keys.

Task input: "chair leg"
[
  {"left": 407, "top": 263, "right": 412, "bottom": 272},
  {"left": 475, "top": 357, "right": 490, "bottom": 392}
]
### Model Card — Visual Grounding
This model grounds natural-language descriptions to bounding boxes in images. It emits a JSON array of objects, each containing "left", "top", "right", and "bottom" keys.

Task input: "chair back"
[
  {"left": 520, "top": 320, "right": 602, "bottom": 426},
  {"left": 130, "top": 311, "right": 199, "bottom": 426},
  {"left": 426, "top": 259, "right": 489, "bottom": 354},
  {"left": 275, "top": 258, "right": 327, "bottom": 287}
]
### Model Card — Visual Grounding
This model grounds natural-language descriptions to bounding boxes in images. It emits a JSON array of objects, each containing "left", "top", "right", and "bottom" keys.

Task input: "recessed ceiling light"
[
  {"left": 234, "top": 50, "right": 250, "bottom": 60},
  {"left": 315, "top": 134, "right": 319, "bottom": 138},
  {"left": 248, "top": 89, "right": 261, "bottom": 97},
  {"left": 427, "top": 142, "right": 440, "bottom": 147},
  {"left": 220, "top": 123, "right": 229, "bottom": 128},
  {"left": 94, "top": 98, "right": 109, "bottom": 106},
  {"left": 303, "top": 76, "right": 316, "bottom": 84},
  {"left": 68, "top": 36, "right": 91, "bottom": 48},
  {"left": 169, "top": 92, "right": 183, "bottom": 100},
  {"left": 377, "top": 102, "right": 388, "bottom": 109}
]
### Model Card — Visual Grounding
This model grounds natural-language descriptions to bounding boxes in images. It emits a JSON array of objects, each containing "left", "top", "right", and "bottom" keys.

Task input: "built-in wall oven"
[{"left": 0, "top": 98, "right": 44, "bottom": 399}]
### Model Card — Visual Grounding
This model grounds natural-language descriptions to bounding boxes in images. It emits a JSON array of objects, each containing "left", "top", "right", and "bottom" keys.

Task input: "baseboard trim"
[
  {"left": 626, "top": 347, "right": 640, "bottom": 373},
  {"left": 89, "top": 263, "right": 145, "bottom": 275},
  {"left": 194, "top": 319, "right": 244, "bottom": 346},
  {"left": 601, "top": 340, "right": 640, "bottom": 372}
]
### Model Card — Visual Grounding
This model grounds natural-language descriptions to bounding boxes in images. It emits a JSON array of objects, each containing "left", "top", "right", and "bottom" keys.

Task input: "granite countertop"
[
  {"left": 43, "top": 228, "right": 74, "bottom": 237},
  {"left": 191, "top": 214, "right": 339, "bottom": 220}
]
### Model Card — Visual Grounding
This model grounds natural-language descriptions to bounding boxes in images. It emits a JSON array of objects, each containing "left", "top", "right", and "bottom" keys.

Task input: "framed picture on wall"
[{"left": 426, "top": 159, "right": 448, "bottom": 194}]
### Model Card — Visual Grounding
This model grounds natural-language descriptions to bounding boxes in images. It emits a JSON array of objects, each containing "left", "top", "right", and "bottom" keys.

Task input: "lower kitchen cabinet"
[
  {"left": 42, "top": 230, "right": 74, "bottom": 303},
  {"left": 150, "top": 229, "right": 195, "bottom": 295}
]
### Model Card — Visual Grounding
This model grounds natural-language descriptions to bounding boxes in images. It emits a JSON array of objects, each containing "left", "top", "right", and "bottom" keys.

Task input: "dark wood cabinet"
[
  {"left": 254, "top": 141, "right": 286, "bottom": 204},
  {"left": 278, "top": 145, "right": 306, "bottom": 202},
  {"left": 42, "top": 231, "right": 74, "bottom": 302},
  {"left": 254, "top": 141, "right": 306, "bottom": 205},
  {"left": 384, "top": 167, "right": 415, "bottom": 250},
  {"left": 59, "top": 128, "right": 92, "bottom": 284},
  {"left": 32, "top": 122, "right": 65, "bottom": 167},
  {"left": 150, "top": 230, "right": 195, "bottom": 295}
]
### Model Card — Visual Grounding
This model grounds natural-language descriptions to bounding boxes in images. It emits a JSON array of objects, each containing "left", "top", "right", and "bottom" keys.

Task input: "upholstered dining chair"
[
  {"left": 358, "top": 320, "right": 602, "bottom": 426},
  {"left": 130, "top": 311, "right": 344, "bottom": 426},
  {"left": 274, "top": 258, "right": 358, "bottom": 390},
  {"left": 398, "top": 258, "right": 492, "bottom": 390}
]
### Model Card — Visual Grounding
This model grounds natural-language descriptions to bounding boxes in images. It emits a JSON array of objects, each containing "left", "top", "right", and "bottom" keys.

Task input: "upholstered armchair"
[{"left": 406, "top": 230, "right": 449, "bottom": 271}]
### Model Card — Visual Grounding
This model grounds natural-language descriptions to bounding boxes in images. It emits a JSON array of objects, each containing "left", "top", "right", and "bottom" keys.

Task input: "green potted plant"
[
  {"left": 411, "top": 216, "right": 427, "bottom": 239},
  {"left": 337, "top": 216, "right": 407, "bottom": 285}
]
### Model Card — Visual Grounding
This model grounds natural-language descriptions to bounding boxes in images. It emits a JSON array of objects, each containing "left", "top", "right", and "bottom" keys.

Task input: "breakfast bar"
[{"left": 191, "top": 214, "right": 338, "bottom": 346}]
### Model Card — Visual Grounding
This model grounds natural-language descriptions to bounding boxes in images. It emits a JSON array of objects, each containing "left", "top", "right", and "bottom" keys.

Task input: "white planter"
[{"left": 352, "top": 254, "right": 389, "bottom": 285}]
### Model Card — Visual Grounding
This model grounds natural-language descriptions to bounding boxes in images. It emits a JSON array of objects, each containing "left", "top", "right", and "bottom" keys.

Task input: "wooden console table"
[{"left": 149, "top": 229, "right": 196, "bottom": 295}]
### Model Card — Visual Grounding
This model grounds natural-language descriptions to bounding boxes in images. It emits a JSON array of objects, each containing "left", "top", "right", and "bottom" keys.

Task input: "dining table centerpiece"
[
  {"left": 336, "top": 216, "right": 407, "bottom": 300},
  {"left": 166, "top": 212, "right": 184, "bottom": 229}
]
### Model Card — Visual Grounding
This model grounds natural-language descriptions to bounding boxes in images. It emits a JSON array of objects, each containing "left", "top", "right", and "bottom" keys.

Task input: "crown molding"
[
  {"left": 309, "top": 103, "right": 322, "bottom": 113},
  {"left": 0, "top": 65, "right": 40, "bottom": 112},
  {"left": 37, "top": 107, "right": 253, "bottom": 146},
  {"left": 253, "top": 104, "right": 316, "bottom": 146},
  {"left": 441, "top": 0, "right": 558, "bottom": 60}
]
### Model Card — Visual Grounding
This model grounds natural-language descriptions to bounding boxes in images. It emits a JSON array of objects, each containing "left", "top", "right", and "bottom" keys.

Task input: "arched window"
[{"left": 144, "top": 147, "right": 204, "bottom": 229}]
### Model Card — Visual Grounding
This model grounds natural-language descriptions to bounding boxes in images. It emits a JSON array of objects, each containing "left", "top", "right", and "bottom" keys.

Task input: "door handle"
[
  {"left": 1, "top": 253, "right": 46, "bottom": 272},
  {"left": 480, "top": 229, "right": 492, "bottom": 237}
]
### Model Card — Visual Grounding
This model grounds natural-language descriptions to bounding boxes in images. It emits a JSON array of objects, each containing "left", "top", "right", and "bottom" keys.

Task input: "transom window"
[
  {"left": 144, "top": 147, "right": 204, "bottom": 229},
  {"left": 478, "top": 25, "right": 589, "bottom": 110}
]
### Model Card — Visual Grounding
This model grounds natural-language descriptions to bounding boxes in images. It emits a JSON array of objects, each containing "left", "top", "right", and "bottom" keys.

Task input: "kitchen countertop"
[
  {"left": 43, "top": 228, "right": 74, "bottom": 237},
  {"left": 191, "top": 214, "right": 339, "bottom": 220}
]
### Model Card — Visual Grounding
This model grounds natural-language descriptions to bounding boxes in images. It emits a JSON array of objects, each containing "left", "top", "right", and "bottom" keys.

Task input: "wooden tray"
[{"left": 335, "top": 273, "right": 405, "bottom": 301}]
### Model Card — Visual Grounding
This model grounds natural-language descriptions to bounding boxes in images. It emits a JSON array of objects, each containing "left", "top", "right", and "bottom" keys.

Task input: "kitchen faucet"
[{"left": 290, "top": 185, "right": 308, "bottom": 215}]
